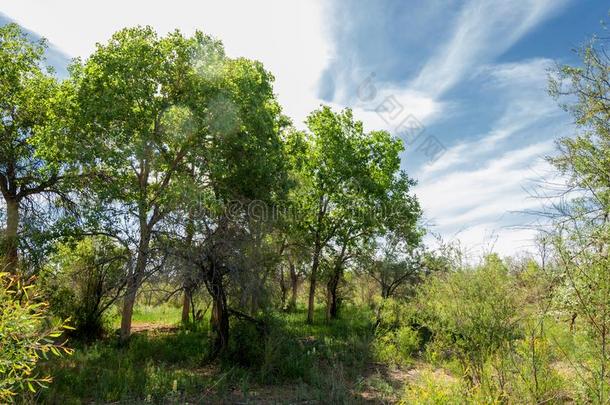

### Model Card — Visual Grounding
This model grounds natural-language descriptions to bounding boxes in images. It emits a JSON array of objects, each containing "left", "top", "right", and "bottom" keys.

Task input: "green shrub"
[
  {"left": 396, "top": 326, "right": 421, "bottom": 359},
  {"left": 0, "top": 273, "right": 72, "bottom": 401},
  {"left": 417, "top": 255, "right": 522, "bottom": 385},
  {"left": 374, "top": 326, "right": 421, "bottom": 365},
  {"left": 41, "top": 237, "right": 128, "bottom": 340}
]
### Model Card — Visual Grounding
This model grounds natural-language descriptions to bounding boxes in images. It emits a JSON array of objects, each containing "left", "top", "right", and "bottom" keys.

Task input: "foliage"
[
  {"left": 417, "top": 255, "right": 523, "bottom": 384},
  {"left": 41, "top": 237, "right": 129, "bottom": 340},
  {"left": 547, "top": 34, "right": 610, "bottom": 402},
  {"left": 0, "top": 23, "right": 76, "bottom": 274},
  {"left": 401, "top": 368, "right": 467, "bottom": 405},
  {"left": 286, "top": 106, "right": 421, "bottom": 322},
  {"left": 0, "top": 273, "right": 72, "bottom": 401}
]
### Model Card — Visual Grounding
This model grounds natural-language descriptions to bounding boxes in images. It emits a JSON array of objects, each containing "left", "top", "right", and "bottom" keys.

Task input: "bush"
[
  {"left": 396, "top": 326, "right": 421, "bottom": 359},
  {"left": 41, "top": 237, "right": 128, "bottom": 340},
  {"left": 226, "top": 316, "right": 314, "bottom": 383},
  {"left": 374, "top": 326, "right": 421, "bottom": 365},
  {"left": 416, "top": 255, "right": 522, "bottom": 385},
  {"left": 0, "top": 273, "right": 72, "bottom": 401}
]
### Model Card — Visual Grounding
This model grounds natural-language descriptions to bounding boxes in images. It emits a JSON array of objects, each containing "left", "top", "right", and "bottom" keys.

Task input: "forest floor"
[{"left": 34, "top": 304, "right": 449, "bottom": 404}]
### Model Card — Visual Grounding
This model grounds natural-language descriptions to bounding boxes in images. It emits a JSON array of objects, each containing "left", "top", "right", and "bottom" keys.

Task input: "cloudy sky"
[{"left": 2, "top": 0, "right": 607, "bottom": 257}]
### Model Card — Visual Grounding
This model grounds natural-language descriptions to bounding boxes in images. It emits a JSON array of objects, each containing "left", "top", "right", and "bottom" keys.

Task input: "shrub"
[
  {"left": 396, "top": 326, "right": 421, "bottom": 359},
  {"left": 41, "top": 237, "right": 128, "bottom": 340},
  {"left": 374, "top": 326, "right": 421, "bottom": 365},
  {"left": 0, "top": 273, "right": 72, "bottom": 401},
  {"left": 417, "top": 255, "right": 522, "bottom": 385}
]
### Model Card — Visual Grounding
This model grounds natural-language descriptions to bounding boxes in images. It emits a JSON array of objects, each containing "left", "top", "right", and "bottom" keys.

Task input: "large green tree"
[
  {"left": 74, "top": 26, "right": 288, "bottom": 344},
  {"left": 73, "top": 27, "right": 227, "bottom": 342},
  {"left": 183, "top": 56, "right": 288, "bottom": 353}
]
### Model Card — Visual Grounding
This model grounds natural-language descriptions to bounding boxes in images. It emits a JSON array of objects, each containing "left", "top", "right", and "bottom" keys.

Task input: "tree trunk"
[
  {"left": 181, "top": 287, "right": 191, "bottom": 324},
  {"left": 279, "top": 266, "right": 288, "bottom": 310},
  {"left": 288, "top": 263, "right": 298, "bottom": 311},
  {"left": 307, "top": 247, "right": 320, "bottom": 324},
  {"left": 3, "top": 197, "right": 19, "bottom": 274},
  {"left": 119, "top": 229, "right": 151, "bottom": 343},
  {"left": 182, "top": 210, "right": 195, "bottom": 325},
  {"left": 307, "top": 197, "right": 326, "bottom": 324},
  {"left": 209, "top": 273, "right": 229, "bottom": 355},
  {"left": 326, "top": 266, "right": 341, "bottom": 321}
]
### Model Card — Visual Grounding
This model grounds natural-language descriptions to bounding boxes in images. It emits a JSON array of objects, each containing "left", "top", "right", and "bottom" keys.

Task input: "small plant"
[{"left": 0, "top": 272, "right": 73, "bottom": 401}]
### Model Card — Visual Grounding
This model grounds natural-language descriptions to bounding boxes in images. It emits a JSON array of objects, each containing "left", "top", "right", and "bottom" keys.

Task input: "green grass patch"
[{"left": 36, "top": 305, "right": 377, "bottom": 404}]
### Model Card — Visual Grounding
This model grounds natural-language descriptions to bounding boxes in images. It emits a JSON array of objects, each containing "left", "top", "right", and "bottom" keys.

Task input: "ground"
[{"left": 34, "top": 304, "right": 451, "bottom": 404}]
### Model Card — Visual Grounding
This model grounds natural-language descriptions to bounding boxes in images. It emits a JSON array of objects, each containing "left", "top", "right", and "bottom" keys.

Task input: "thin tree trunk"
[
  {"left": 181, "top": 287, "right": 191, "bottom": 324},
  {"left": 120, "top": 228, "right": 151, "bottom": 343},
  {"left": 279, "top": 266, "right": 288, "bottom": 310},
  {"left": 288, "top": 263, "right": 298, "bottom": 311},
  {"left": 326, "top": 243, "right": 347, "bottom": 321},
  {"left": 181, "top": 212, "right": 195, "bottom": 325},
  {"left": 307, "top": 196, "right": 326, "bottom": 324},
  {"left": 307, "top": 247, "right": 321, "bottom": 324},
  {"left": 3, "top": 197, "right": 19, "bottom": 274},
  {"left": 326, "top": 266, "right": 341, "bottom": 321}
]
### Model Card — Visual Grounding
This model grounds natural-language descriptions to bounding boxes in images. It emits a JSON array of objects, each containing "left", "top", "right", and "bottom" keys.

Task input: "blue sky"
[{"left": 2, "top": 0, "right": 607, "bottom": 256}]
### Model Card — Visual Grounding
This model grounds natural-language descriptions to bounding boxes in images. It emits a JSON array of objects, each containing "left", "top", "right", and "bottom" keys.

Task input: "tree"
[
  {"left": 547, "top": 34, "right": 610, "bottom": 402},
  {"left": 157, "top": 53, "right": 289, "bottom": 353},
  {"left": 41, "top": 236, "right": 129, "bottom": 340},
  {"left": 363, "top": 234, "right": 424, "bottom": 301},
  {"left": 0, "top": 24, "right": 73, "bottom": 274},
  {"left": 287, "top": 106, "right": 420, "bottom": 323},
  {"left": 73, "top": 27, "right": 237, "bottom": 342}
]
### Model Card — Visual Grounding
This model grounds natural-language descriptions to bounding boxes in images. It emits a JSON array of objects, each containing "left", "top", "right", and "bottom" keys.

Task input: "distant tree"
[
  {"left": 363, "top": 234, "right": 424, "bottom": 301},
  {"left": 41, "top": 236, "right": 129, "bottom": 340}
]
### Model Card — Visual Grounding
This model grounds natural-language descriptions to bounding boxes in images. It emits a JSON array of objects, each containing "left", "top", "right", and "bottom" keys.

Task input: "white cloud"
[
  {"left": 1, "top": 1, "right": 575, "bottom": 258},
  {"left": 416, "top": 140, "right": 555, "bottom": 224}
]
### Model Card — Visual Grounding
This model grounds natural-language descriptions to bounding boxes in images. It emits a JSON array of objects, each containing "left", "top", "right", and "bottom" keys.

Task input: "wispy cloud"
[
  {"left": 419, "top": 58, "right": 561, "bottom": 179},
  {"left": 411, "top": 0, "right": 572, "bottom": 97}
]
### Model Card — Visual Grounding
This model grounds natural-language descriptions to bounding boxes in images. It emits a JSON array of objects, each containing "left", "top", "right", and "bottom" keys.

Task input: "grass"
[
  {"left": 108, "top": 303, "right": 183, "bottom": 329},
  {"left": 33, "top": 304, "right": 386, "bottom": 404}
]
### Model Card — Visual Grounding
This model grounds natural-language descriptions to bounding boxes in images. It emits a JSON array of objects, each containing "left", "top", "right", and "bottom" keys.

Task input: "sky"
[{"left": 1, "top": 0, "right": 607, "bottom": 257}]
